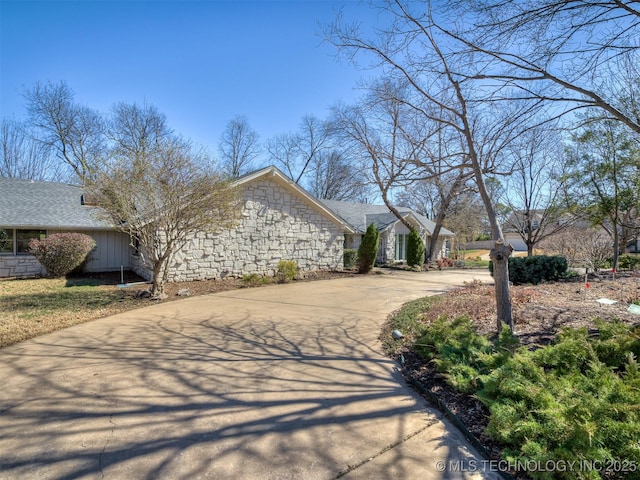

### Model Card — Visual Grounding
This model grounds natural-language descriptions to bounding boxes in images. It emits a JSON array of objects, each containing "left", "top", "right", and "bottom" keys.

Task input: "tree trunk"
[
  {"left": 151, "top": 263, "right": 164, "bottom": 296},
  {"left": 612, "top": 226, "right": 620, "bottom": 271},
  {"left": 427, "top": 223, "right": 443, "bottom": 262},
  {"left": 427, "top": 208, "right": 446, "bottom": 262},
  {"left": 490, "top": 240, "right": 514, "bottom": 332}
]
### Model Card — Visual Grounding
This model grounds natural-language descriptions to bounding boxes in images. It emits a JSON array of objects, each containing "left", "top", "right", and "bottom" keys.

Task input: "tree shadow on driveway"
[{"left": 0, "top": 272, "right": 493, "bottom": 479}]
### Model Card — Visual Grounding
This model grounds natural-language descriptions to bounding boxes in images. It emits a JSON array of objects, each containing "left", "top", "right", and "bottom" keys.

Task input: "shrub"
[
  {"left": 276, "top": 260, "right": 297, "bottom": 283},
  {"left": 436, "top": 257, "right": 456, "bottom": 268},
  {"left": 480, "top": 328, "right": 640, "bottom": 479},
  {"left": 619, "top": 254, "right": 640, "bottom": 271},
  {"left": 415, "top": 317, "right": 517, "bottom": 392},
  {"left": 406, "top": 229, "right": 425, "bottom": 267},
  {"left": 358, "top": 223, "right": 379, "bottom": 274},
  {"left": 343, "top": 249, "right": 358, "bottom": 269},
  {"left": 414, "top": 316, "right": 640, "bottom": 480},
  {"left": 28, "top": 233, "right": 96, "bottom": 277},
  {"left": 241, "top": 273, "right": 272, "bottom": 287},
  {"left": 489, "top": 255, "right": 568, "bottom": 284}
]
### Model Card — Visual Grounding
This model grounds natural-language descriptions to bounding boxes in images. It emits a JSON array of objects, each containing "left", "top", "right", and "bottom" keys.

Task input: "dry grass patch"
[
  {"left": 0, "top": 276, "right": 143, "bottom": 348},
  {"left": 0, "top": 270, "right": 353, "bottom": 348}
]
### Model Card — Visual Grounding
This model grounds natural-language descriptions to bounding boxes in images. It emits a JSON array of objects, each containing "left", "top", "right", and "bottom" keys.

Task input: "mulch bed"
[{"left": 383, "top": 271, "right": 640, "bottom": 479}]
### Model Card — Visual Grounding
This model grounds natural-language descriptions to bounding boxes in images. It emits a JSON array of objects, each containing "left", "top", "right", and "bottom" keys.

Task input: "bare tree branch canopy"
[
  {"left": 499, "top": 125, "right": 575, "bottom": 255},
  {"left": 327, "top": 3, "right": 547, "bottom": 329},
  {"left": 24, "top": 80, "right": 105, "bottom": 183},
  {"left": 447, "top": 0, "right": 640, "bottom": 134},
  {"left": 92, "top": 136, "right": 239, "bottom": 296},
  {"left": 266, "top": 115, "right": 333, "bottom": 184},
  {"left": 307, "top": 149, "right": 371, "bottom": 201},
  {"left": 265, "top": 132, "right": 300, "bottom": 180},
  {"left": 1, "top": 118, "right": 62, "bottom": 181},
  {"left": 218, "top": 115, "right": 261, "bottom": 178},
  {"left": 109, "top": 101, "right": 173, "bottom": 159},
  {"left": 332, "top": 88, "right": 438, "bottom": 231}
]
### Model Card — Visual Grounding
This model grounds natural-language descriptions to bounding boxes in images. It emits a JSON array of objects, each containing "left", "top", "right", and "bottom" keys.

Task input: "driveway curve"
[{"left": 0, "top": 269, "right": 499, "bottom": 480}]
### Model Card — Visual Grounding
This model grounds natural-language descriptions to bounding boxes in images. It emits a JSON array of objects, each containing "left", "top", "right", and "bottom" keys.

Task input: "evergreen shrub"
[
  {"left": 413, "top": 316, "right": 640, "bottom": 479},
  {"left": 406, "top": 229, "right": 425, "bottom": 267},
  {"left": 489, "top": 255, "right": 568, "bottom": 284},
  {"left": 619, "top": 254, "right": 640, "bottom": 271},
  {"left": 357, "top": 223, "right": 379, "bottom": 274}
]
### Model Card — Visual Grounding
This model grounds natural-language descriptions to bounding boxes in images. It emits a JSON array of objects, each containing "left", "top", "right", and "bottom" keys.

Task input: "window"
[
  {"left": 0, "top": 228, "right": 14, "bottom": 254},
  {"left": 395, "top": 233, "right": 408, "bottom": 261},
  {"left": 17, "top": 230, "right": 46, "bottom": 254}
]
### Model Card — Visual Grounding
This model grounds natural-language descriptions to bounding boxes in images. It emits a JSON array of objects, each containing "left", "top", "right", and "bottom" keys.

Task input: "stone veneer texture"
[{"left": 137, "top": 178, "right": 345, "bottom": 282}]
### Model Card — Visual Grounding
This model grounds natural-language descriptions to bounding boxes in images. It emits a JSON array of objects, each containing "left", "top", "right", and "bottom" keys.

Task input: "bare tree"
[
  {"left": 266, "top": 115, "right": 333, "bottom": 184},
  {"left": 442, "top": 192, "right": 488, "bottom": 256},
  {"left": 265, "top": 132, "right": 300, "bottom": 179},
  {"left": 218, "top": 115, "right": 261, "bottom": 178},
  {"left": 332, "top": 81, "right": 444, "bottom": 223},
  {"left": 109, "top": 101, "right": 172, "bottom": 160},
  {"left": 24, "top": 80, "right": 105, "bottom": 183},
  {"left": 92, "top": 136, "right": 239, "bottom": 296},
  {"left": 328, "top": 4, "right": 541, "bottom": 330},
  {"left": 1, "top": 118, "right": 62, "bottom": 181},
  {"left": 395, "top": 180, "right": 440, "bottom": 219},
  {"left": 500, "top": 126, "right": 575, "bottom": 256},
  {"left": 307, "top": 149, "right": 370, "bottom": 201},
  {"left": 294, "top": 115, "right": 333, "bottom": 183},
  {"left": 541, "top": 225, "right": 613, "bottom": 273}
]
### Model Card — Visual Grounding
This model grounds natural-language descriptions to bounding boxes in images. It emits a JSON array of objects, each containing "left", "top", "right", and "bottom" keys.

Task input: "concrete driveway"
[{"left": 0, "top": 269, "right": 499, "bottom": 480}]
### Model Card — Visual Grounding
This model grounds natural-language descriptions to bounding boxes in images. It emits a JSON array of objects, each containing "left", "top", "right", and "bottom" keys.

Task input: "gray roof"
[
  {"left": 320, "top": 199, "right": 455, "bottom": 237},
  {"left": 0, "top": 177, "right": 112, "bottom": 229}
]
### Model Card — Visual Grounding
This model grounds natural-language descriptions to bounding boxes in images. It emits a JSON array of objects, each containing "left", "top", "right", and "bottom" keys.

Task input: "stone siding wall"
[
  {"left": 0, "top": 255, "right": 45, "bottom": 278},
  {"left": 130, "top": 253, "right": 152, "bottom": 281},
  {"left": 134, "top": 178, "right": 346, "bottom": 282}
]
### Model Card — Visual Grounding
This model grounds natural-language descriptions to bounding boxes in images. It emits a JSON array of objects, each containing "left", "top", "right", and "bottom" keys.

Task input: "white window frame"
[{"left": 395, "top": 233, "right": 408, "bottom": 261}]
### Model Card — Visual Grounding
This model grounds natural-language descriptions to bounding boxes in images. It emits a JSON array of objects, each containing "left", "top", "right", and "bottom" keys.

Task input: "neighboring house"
[
  {"left": 0, "top": 177, "right": 131, "bottom": 278},
  {"left": 321, "top": 200, "right": 455, "bottom": 264},
  {"left": 502, "top": 209, "right": 547, "bottom": 252}
]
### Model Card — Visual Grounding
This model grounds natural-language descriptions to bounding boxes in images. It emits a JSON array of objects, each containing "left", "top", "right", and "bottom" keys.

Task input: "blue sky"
[{"left": 1, "top": 0, "right": 375, "bottom": 155}]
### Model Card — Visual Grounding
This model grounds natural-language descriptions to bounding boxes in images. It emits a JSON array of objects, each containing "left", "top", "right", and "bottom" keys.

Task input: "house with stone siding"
[
  {"left": 321, "top": 199, "right": 455, "bottom": 263},
  {"left": 131, "top": 166, "right": 354, "bottom": 281},
  {"left": 0, "top": 167, "right": 454, "bottom": 279},
  {"left": 0, "top": 168, "right": 353, "bottom": 279}
]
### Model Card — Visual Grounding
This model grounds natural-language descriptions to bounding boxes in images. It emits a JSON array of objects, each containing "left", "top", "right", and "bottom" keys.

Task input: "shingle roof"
[
  {"left": 320, "top": 199, "right": 455, "bottom": 236},
  {"left": 0, "top": 177, "right": 112, "bottom": 229}
]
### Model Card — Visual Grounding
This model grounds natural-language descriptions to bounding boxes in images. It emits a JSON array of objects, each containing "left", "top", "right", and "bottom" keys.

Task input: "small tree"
[
  {"left": 29, "top": 233, "right": 96, "bottom": 277},
  {"left": 358, "top": 223, "right": 380, "bottom": 274},
  {"left": 93, "top": 136, "right": 240, "bottom": 296},
  {"left": 406, "top": 229, "right": 425, "bottom": 267}
]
